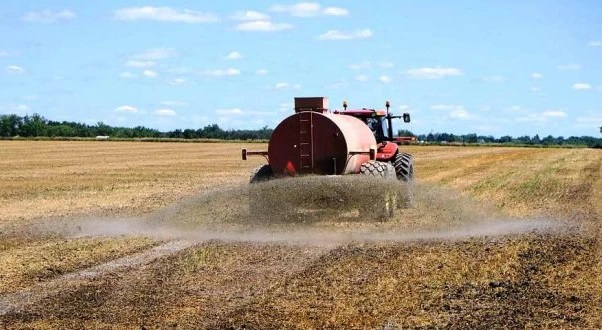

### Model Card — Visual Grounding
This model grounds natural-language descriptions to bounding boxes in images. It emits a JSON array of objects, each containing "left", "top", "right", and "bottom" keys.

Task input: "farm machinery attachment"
[{"left": 242, "top": 97, "right": 414, "bottom": 221}]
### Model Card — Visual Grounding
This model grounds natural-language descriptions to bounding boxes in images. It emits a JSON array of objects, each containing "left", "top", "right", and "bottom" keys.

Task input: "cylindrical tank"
[{"left": 268, "top": 111, "right": 376, "bottom": 176}]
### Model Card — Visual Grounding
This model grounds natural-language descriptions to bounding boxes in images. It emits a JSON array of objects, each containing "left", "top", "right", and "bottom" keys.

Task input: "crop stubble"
[{"left": 0, "top": 141, "right": 600, "bottom": 329}]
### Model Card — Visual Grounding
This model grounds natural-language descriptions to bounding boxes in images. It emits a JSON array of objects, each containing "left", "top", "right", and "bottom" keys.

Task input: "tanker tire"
[
  {"left": 249, "top": 164, "right": 275, "bottom": 221},
  {"left": 394, "top": 152, "right": 414, "bottom": 182},
  {"left": 250, "top": 164, "right": 273, "bottom": 183},
  {"left": 359, "top": 161, "right": 396, "bottom": 219}
]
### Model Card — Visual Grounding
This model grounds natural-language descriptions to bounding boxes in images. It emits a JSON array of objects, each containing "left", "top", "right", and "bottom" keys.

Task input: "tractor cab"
[{"left": 333, "top": 101, "right": 411, "bottom": 162}]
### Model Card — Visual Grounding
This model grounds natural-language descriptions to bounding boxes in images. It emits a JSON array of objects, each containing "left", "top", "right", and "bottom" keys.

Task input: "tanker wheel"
[
  {"left": 250, "top": 164, "right": 273, "bottom": 183},
  {"left": 359, "top": 161, "right": 396, "bottom": 219},
  {"left": 394, "top": 152, "right": 414, "bottom": 182},
  {"left": 248, "top": 164, "right": 276, "bottom": 221}
]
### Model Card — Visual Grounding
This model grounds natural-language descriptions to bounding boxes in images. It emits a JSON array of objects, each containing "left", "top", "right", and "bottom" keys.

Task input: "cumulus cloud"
[
  {"left": 131, "top": 48, "right": 177, "bottom": 60},
  {"left": 115, "top": 105, "right": 138, "bottom": 113},
  {"left": 541, "top": 110, "right": 567, "bottom": 118},
  {"left": 406, "top": 67, "right": 463, "bottom": 79},
  {"left": 0, "top": 104, "right": 30, "bottom": 114},
  {"left": 274, "top": 82, "right": 301, "bottom": 90},
  {"left": 572, "top": 83, "right": 592, "bottom": 90},
  {"left": 531, "top": 72, "right": 543, "bottom": 79},
  {"left": 556, "top": 63, "right": 580, "bottom": 71},
  {"left": 230, "top": 10, "right": 270, "bottom": 21},
  {"left": 169, "top": 78, "right": 186, "bottom": 85},
  {"left": 430, "top": 104, "right": 465, "bottom": 111},
  {"left": 270, "top": 3, "right": 349, "bottom": 17},
  {"left": 256, "top": 69, "right": 268, "bottom": 75},
  {"left": 201, "top": 68, "right": 241, "bottom": 76},
  {"left": 114, "top": 6, "right": 218, "bottom": 23},
  {"left": 379, "top": 75, "right": 391, "bottom": 83},
  {"left": 588, "top": 41, "right": 602, "bottom": 47},
  {"left": 22, "top": 9, "right": 75, "bottom": 23},
  {"left": 125, "top": 60, "right": 156, "bottom": 68},
  {"left": 355, "top": 74, "right": 368, "bottom": 82},
  {"left": 450, "top": 109, "right": 470, "bottom": 119},
  {"left": 224, "top": 51, "right": 243, "bottom": 60},
  {"left": 349, "top": 61, "right": 371, "bottom": 70},
  {"left": 317, "top": 29, "right": 373, "bottom": 40},
  {"left": 154, "top": 109, "right": 177, "bottom": 116},
  {"left": 120, "top": 72, "right": 136, "bottom": 79},
  {"left": 142, "top": 70, "right": 158, "bottom": 78},
  {"left": 7, "top": 65, "right": 25, "bottom": 74},
  {"left": 235, "top": 20, "right": 292, "bottom": 32},
  {"left": 216, "top": 108, "right": 244, "bottom": 115}
]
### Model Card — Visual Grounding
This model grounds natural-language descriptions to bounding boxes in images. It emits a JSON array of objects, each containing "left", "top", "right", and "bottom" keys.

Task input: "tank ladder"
[{"left": 299, "top": 111, "right": 314, "bottom": 173}]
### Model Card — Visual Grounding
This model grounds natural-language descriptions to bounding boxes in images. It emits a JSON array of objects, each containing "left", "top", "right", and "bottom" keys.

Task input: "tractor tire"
[
  {"left": 250, "top": 164, "right": 273, "bottom": 183},
  {"left": 394, "top": 152, "right": 414, "bottom": 182},
  {"left": 359, "top": 161, "right": 397, "bottom": 219}
]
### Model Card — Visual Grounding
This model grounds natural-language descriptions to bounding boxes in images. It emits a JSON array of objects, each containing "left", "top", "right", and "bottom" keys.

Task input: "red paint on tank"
[{"left": 268, "top": 111, "right": 377, "bottom": 176}]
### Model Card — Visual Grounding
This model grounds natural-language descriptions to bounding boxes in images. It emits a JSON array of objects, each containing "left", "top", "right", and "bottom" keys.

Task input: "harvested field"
[{"left": 0, "top": 141, "right": 600, "bottom": 329}]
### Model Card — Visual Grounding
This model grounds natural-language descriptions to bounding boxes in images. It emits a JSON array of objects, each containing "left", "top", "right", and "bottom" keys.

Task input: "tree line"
[
  {"left": 0, "top": 114, "right": 272, "bottom": 140},
  {"left": 0, "top": 113, "right": 600, "bottom": 147}
]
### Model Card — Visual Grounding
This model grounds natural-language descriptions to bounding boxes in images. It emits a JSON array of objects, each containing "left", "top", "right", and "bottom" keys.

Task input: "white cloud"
[
  {"left": 0, "top": 50, "right": 9, "bottom": 57},
  {"left": 556, "top": 63, "right": 580, "bottom": 71},
  {"left": 154, "top": 109, "right": 177, "bottom": 116},
  {"left": 378, "top": 62, "right": 395, "bottom": 69},
  {"left": 572, "top": 83, "right": 592, "bottom": 90},
  {"left": 0, "top": 104, "right": 30, "bottom": 114},
  {"left": 530, "top": 86, "right": 541, "bottom": 93},
  {"left": 379, "top": 75, "right": 391, "bottom": 83},
  {"left": 588, "top": 41, "right": 602, "bottom": 47},
  {"left": 224, "top": 51, "right": 243, "bottom": 60},
  {"left": 235, "top": 20, "right": 293, "bottom": 32},
  {"left": 114, "top": 6, "right": 218, "bottom": 23},
  {"left": 256, "top": 69, "right": 268, "bottom": 75},
  {"left": 274, "top": 82, "right": 301, "bottom": 90},
  {"left": 125, "top": 60, "right": 156, "bottom": 68},
  {"left": 143, "top": 70, "right": 158, "bottom": 78},
  {"left": 541, "top": 110, "right": 567, "bottom": 118},
  {"left": 7, "top": 65, "right": 25, "bottom": 74},
  {"left": 406, "top": 67, "right": 463, "bottom": 79},
  {"left": 216, "top": 108, "right": 244, "bottom": 115},
  {"left": 450, "top": 109, "right": 470, "bottom": 119},
  {"left": 131, "top": 48, "right": 177, "bottom": 60},
  {"left": 482, "top": 75, "right": 504, "bottom": 82},
  {"left": 531, "top": 72, "right": 543, "bottom": 79},
  {"left": 201, "top": 68, "right": 241, "bottom": 76},
  {"left": 349, "top": 61, "right": 371, "bottom": 70},
  {"left": 120, "top": 72, "right": 136, "bottom": 79},
  {"left": 323, "top": 7, "right": 349, "bottom": 16},
  {"left": 271, "top": 3, "right": 349, "bottom": 17},
  {"left": 317, "top": 29, "right": 373, "bottom": 40},
  {"left": 115, "top": 105, "right": 138, "bottom": 113},
  {"left": 230, "top": 10, "right": 270, "bottom": 21},
  {"left": 399, "top": 105, "right": 410, "bottom": 111},
  {"left": 169, "top": 78, "right": 186, "bottom": 85},
  {"left": 22, "top": 10, "right": 75, "bottom": 23},
  {"left": 355, "top": 74, "right": 368, "bottom": 82},
  {"left": 161, "top": 101, "right": 188, "bottom": 107},
  {"left": 15, "top": 104, "right": 30, "bottom": 112}
]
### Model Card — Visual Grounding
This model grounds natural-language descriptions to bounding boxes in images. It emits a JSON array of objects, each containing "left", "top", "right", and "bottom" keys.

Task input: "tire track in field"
[{"left": 0, "top": 240, "right": 195, "bottom": 317}]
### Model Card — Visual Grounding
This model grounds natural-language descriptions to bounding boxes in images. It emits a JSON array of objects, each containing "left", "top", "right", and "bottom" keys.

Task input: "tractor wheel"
[
  {"left": 394, "top": 152, "right": 414, "bottom": 182},
  {"left": 250, "top": 164, "right": 273, "bottom": 183},
  {"left": 359, "top": 161, "right": 397, "bottom": 219}
]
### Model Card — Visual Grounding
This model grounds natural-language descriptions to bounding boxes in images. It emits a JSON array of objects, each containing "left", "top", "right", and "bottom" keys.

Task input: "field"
[{"left": 0, "top": 141, "right": 600, "bottom": 329}]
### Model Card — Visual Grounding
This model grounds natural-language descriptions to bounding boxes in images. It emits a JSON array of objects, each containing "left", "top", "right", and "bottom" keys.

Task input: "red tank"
[{"left": 268, "top": 110, "right": 376, "bottom": 176}]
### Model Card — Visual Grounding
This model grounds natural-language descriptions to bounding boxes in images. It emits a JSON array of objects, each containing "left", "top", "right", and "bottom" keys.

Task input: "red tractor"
[{"left": 242, "top": 96, "right": 414, "bottom": 219}]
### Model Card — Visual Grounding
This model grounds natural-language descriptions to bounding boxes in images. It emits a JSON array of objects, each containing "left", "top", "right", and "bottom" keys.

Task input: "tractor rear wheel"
[{"left": 394, "top": 152, "right": 414, "bottom": 182}]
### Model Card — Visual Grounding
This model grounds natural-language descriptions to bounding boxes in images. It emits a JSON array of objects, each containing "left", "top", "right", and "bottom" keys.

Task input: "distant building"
[{"left": 96, "top": 136, "right": 110, "bottom": 140}]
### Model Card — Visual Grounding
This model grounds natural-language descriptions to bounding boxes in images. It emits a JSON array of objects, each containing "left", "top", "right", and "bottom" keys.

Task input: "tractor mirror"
[{"left": 403, "top": 113, "right": 411, "bottom": 123}]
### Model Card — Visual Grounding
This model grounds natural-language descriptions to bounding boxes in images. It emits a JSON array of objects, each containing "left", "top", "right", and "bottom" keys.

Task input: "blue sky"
[{"left": 1, "top": 1, "right": 601, "bottom": 137}]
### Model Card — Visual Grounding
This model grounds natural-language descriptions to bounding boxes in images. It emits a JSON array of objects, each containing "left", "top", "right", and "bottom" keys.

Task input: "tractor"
[{"left": 242, "top": 96, "right": 414, "bottom": 219}]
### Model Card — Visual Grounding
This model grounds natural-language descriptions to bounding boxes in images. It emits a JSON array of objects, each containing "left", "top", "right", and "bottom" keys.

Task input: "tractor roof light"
[
  {"left": 343, "top": 100, "right": 348, "bottom": 110},
  {"left": 385, "top": 100, "right": 390, "bottom": 114}
]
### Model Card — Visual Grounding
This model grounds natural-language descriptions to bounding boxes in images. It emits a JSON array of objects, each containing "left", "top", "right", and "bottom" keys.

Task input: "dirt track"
[{"left": 0, "top": 142, "right": 600, "bottom": 329}]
